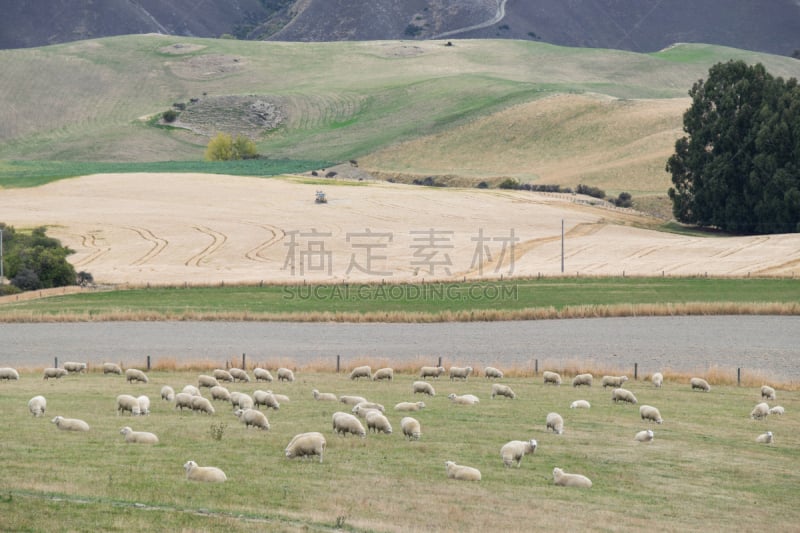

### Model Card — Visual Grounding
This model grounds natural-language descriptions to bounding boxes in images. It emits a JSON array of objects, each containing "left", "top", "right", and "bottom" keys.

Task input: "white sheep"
[
  {"left": 183, "top": 460, "right": 226, "bottom": 482},
  {"left": 210, "top": 385, "right": 232, "bottom": 402},
  {"left": 212, "top": 369, "right": 234, "bottom": 382},
  {"left": 755, "top": 431, "right": 774, "bottom": 444},
  {"left": 769, "top": 405, "right": 785, "bottom": 416},
  {"left": 400, "top": 417, "right": 422, "bottom": 440},
  {"left": 365, "top": 410, "right": 393, "bottom": 434},
  {"left": 285, "top": 432, "right": 326, "bottom": 462},
  {"left": 751, "top": 402, "right": 770, "bottom": 420},
  {"left": 332, "top": 412, "right": 366, "bottom": 438},
  {"left": 197, "top": 375, "right": 220, "bottom": 388},
  {"left": 372, "top": 367, "right": 394, "bottom": 381},
  {"left": 254, "top": 367, "right": 273, "bottom": 382},
  {"left": 51, "top": 415, "right": 90, "bottom": 431},
  {"left": 412, "top": 381, "right": 436, "bottom": 396},
  {"left": 639, "top": 405, "right": 663, "bottom": 424},
  {"left": 448, "top": 393, "right": 479, "bottom": 405},
  {"left": 352, "top": 404, "right": 381, "bottom": 419},
  {"left": 602, "top": 375, "right": 628, "bottom": 388},
  {"left": 570, "top": 400, "right": 591, "bottom": 409},
  {"left": 761, "top": 385, "right": 776, "bottom": 401},
  {"left": 266, "top": 391, "right": 289, "bottom": 403},
  {"left": 546, "top": 412, "right": 564, "bottom": 434},
  {"left": 353, "top": 401, "right": 385, "bottom": 413},
  {"left": 234, "top": 408, "right": 270, "bottom": 430},
  {"left": 612, "top": 388, "right": 638, "bottom": 404},
  {"left": 484, "top": 366, "right": 504, "bottom": 379},
  {"left": 120, "top": 426, "right": 159, "bottom": 444},
  {"left": 174, "top": 392, "right": 194, "bottom": 411},
  {"left": 277, "top": 368, "right": 295, "bottom": 382},
  {"left": 444, "top": 461, "right": 481, "bottom": 481},
  {"left": 137, "top": 395, "right": 150, "bottom": 415},
  {"left": 43, "top": 368, "right": 68, "bottom": 380},
  {"left": 339, "top": 395, "right": 368, "bottom": 406},
  {"left": 543, "top": 371, "right": 562, "bottom": 385},
  {"left": 191, "top": 396, "right": 216, "bottom": 415},
  {"left": 690, "top": 377, "right": 711, "bottom": 392},
  {"left": 420, "top": 366, "right": 446, "bottom": 379},
  {"left": 491, "top": 383, "right": 516, "bottom": 399},
  {"left": 28, "top": 395, "right": 47, "bottom": 417},
  {"left": 102, "top": 363, "right": 122, "bottom": 375},
  {"left": 572, "top": 373, "right": 593, "bottom": 387},
  {"left": 449, "top": 366, "right": 473, "bottom": 381},
  {"left": 349, "top": 365, "right": 372, "bottom": 380},
  {"left": 651, "top": 372, "right": 664, "bottom": 388},
  {"left": 253, "top": 390, "right": 280, "bottom": 410},
  {"left": 116, "top": 394, "right": 142, "bottom": 416},
  {"left": 181, "top": 384, "right": 201, "bottom": 396},
  {"left": 394, "top": 401, "right": 425, "bottom": 412},
  {"left": 553, "top": 467, "right": 592, "bottom": 488},
  {"left": 500, "top": 439, "right": 537, "bottom": 468},
  {"left": 312, "top": 389, "right": 338, "bottom": 402},
  {"left": 635, "top": 429, "right": 655, "bottom": 443},
  {"left": 125, "top": 368, "right": 148, "bottom": 384},
  {"left": 0, "top": 367, "right": 20, "bottom": 381},
  {"left": 63, "top": 361, "right": 87, "bottom": 373},
  {"left": 229, "top": 368, "right": 251, "bottom": 383}
]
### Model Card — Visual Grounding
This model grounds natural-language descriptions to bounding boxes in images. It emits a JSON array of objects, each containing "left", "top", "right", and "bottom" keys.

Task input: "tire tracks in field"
[
  {"left": 185, "top": 225, "right": 227, "bottom": 267},
  {"left": 244, "top": 223, "right": 285, "bottom": 263},
  {"left": 71, "top": 231, "right": 111, "bottom": 267},
  {"left": 125, "top": 226, "right": 168, "bottom": 266}
]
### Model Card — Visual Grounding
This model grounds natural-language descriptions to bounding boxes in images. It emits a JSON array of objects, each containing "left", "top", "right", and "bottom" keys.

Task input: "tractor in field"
[{"left": 315, "top": 190, "right": 327, "bottom": 204}]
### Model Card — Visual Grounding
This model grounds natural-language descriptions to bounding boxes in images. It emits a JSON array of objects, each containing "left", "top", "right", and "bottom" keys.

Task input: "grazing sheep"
[
  {"left": 28, "top": 395, "right": 47, "bottom": 417},
  {"left": 553, "top": 467, "right": 592, "bottom": 488},
  {"left": 420, "top": 366, "right": 446, "bottom": 379},
  {"left": 137, "top": 395, "right": 150, "bottom": 415},
  {"left": 484, "top": 366, "right": 504, "bottom": 379},
  {"left": 412, "top": 381, "right": 436, "bottom": 396},
  {"left": 635, "top": 429, "right": 655, "bottom": 443},
  {"left": 761, "top": 385, "right": 776, "bottom": 401},
  {"left": 543, "top": 371, "right": 562, "bottom": 386},
  {"left": 394, "top": 401, "right": 425, "bottom": 412},
  {"left": 500, "top": 439, "right": 537, "bottom": 468},
  {"left": 690, "top": 377, "right": 711, "bottom": 392},
  {"left": 182, "top": 385, "right": 201, "bottom": 396},
  {"left": 339, "top": 395, "right": 368, "bottom": 406},
  {"left": 353, "top": 401, "right": 385, "bottom": 413},
  {"left": 161, "top": 386, "right": 175, "bottom": 402},
  {"left": 572, "top": 373, "right": 593, "bottom": 387},
  {"left": 444, "top": 461, "right": 481, "bottom": 481},
  {"left": 365, "top": 410, "right": 393, "bottom": 434},
  {"left": 349, "top": 365, "right": 372, "bottom": 380},
  {"left": 277, "top": 368, "right": 294, "bottom": 382},
  {"left": 43, "top": 368, "right": 68, "bottom": 380},
  {"left": 639, "top": 405, "right": 663, "bottom": 424},
  {"left": 769, "top": 405, "right": 785, "bottom": 416},
  {"left": 174, "top": 392, "right": 194, "bottom": 411},
  {"left": 751, "top": 402, "right": 770, "bottom": 420},
  {"left": 449, "top": 366, "right": 473, "bottom": 381},
  {"left": 234, "top": 408, "right": 270, "bottom": 430},
  {"left": 372, "top": 367, "right": 394, "bottom": 381},
  {"left": 332, "top": 412, "right": 366, "bottom": 438},
  {"left": 546, "top": 412, "right": 564, "bottom": 434},
  {"left": 253, "top": 390, "right": 280, "bottom": 410},
  {"left": 285, "top": 432, "right": 326, "bottom": 463},
  {"left": 570, "top": 400, "right": 591, "bottom": 409},
  {"left": 230, "top": 392, "right": 254, "bottom": 411},
  {"left": 266, "top": 391, "right": 289, "bottom": 403},
  {"left": 210, "top": 386, "right": 231, "bottom": 402},
  {"left": 63, "top": 362, "right": 87, "bottom": 373},
  {"left": 491, "top": 383, "right": 516, "bottom": 399},
  {"left": 448, "top": 393, "right": 479, "bottom": 405},
  {"left": 755, "top": 431, "right": 774, "bottom": 444},
  {"left": 197, "top": 375, "right": 220, "bottom": 388},
  {"left": 116, "top": 394, "right": 142, "bottom": 416},
  {"left": 312, "top": 389, "right": 338, "bottom": 402},
  {"left": 120, "top": 426, "right": 158, "bottom": 444},
  {"left": 212, "top": 369, "right": 234, "bottom": 383},
  {"left": 602, "top": 375, "right": 628, "bottom": 388},
  {"left": 400, "top": 417, "right": 422, "bottom": 440},
  {"left": 191, "top": 396, "right": 216, "bottom": 415},
  {"left": 229, "top": 368, "right": 251, "bottom": 383},
  {"left": 352, "top": 404, "right": 381, "bottom": 419},
  {"left": 254, "top": 368, "right": 273, "bottom": 382},
  {"left": 125, "top": 368, "right": 148, "bottom": 384},
  {"left": 102, "top": 363, "right": 123, "bottom": 375},
  {"left": 651, "top": 372, "right": 664, "bottom": 388},
  {"left": 612, "top": 388, "right": 638, "bottom": 404},
  {"left": 51, "top": 415, "right": 90, "bottom": 431},
  {"left": 0, "top": 367, "right": 20, "bottom": 381},
  {"left": 183, "top": 460, "right": 226, "bottom": 483}
]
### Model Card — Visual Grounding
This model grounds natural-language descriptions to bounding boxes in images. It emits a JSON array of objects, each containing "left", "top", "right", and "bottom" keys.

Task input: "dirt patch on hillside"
[
  {"left": 158, "top": 43, "right": 207, "bottom": 55},
  {"left": 168, "top": 95, "right": 285, "bottom": 138},
  {"left": 168, "top": 53, "right": 246, "bottom": 80}
]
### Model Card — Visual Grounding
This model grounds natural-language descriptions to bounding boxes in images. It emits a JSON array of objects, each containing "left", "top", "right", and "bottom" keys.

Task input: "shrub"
[
  {"left": 162, "top": 109, "right": 178, "bottom": 123},
  {"left": 325, "top": 171, "right": 337, "bottom": 178},
  {"left": 576, "top": 184, "right": 606, "bottom": 199},
  {"left": 476, "top": 181, "right": 489, "bottom": 189},
  {"left": 204, "top": 133, "right": 258, "bottom": 161},
  {"left": 498, "top": 178, "right": 520, "bottom": 190},
  {"left": 612, "top": 192, "right": 633, "bottom": 208}
]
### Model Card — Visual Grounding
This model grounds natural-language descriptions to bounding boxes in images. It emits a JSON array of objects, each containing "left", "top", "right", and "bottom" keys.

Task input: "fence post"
[
  {"left": 242, "top": 353, "right": 246, "bottom": 370},
  {"left": 737, "top": 367, "right": 741, "bottom": 386},
  {"left": 146, "top": 355, "right": 151, "bottom": 371},
  {"left": 336, "top": 355, "right": 340, "bottom": 373},
  {"left": 535, "top": 359, "right": 538, "bottom": 375},
  {"left": 437, "top": 356, "right": 442, "bottom": 368},
  {"left": 54, "top": 357, "right": 58, "bottom": 369},
  {"left": 634, "top": 363, "right": 638, "bottom": 380}
]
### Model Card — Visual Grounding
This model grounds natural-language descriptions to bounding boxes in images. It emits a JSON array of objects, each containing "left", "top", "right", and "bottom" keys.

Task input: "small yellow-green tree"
[{"left": 204, "top": 133, "right": 258, "bottom": 161}]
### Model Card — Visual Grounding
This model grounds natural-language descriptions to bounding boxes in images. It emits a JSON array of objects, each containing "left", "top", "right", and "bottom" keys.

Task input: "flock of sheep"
[{"left": 5, "top": 360, "right": 786, "bottom": 487}]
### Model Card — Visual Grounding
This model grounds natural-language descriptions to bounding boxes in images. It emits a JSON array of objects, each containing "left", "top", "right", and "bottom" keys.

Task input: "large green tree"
[
  {"left": 667, "top": 61, "right": 800, "bottom": 234},
  {"left": 0, "top": 224, "right": 77, "bottom": 291}
]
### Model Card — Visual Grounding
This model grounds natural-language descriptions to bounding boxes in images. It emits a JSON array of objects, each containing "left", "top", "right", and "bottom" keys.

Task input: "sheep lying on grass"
[
  {"left": 445, "top": 461, "right": 481, "bottom": 481},
  {"left": 401, "top": 417, "right": 421, "bottom": 440},
  {"left": 339, "top": 395, "right": 368, "bottom": 406},
  {"left": 0, "top": 367, "right": 20, "bottom": 381},
  {"left": 448, "top": 393, "right": 479, "bottom": 405},
  {"left": 602, "top": 375, "right": 628, "bottom": 388},
  {"left": 63, "top": 362, "right": 87, "bottom": 373},
  {"left": 51, "top": 415, "right": 90, "bottom": 431},
  {"left": 761, "top": 385, "right": 776, "bottom": 401},
  {"left": 103, "top": 363, "right": 122, "bottom": 375},
  {"left": 769, "top": 406, "right": 785, "bottom": 416},
  {"left": 751, "top": 402, "right": 770, "bottom": 420},
  {"left": 266, "top": 391, "right": 290, "bottom": 403},
  {"left": 28, "top": 395, "right": 47, "bottom": 417},
  {"left": 635, "top": 429, "right": 655, "bottom": 443},
  {"left": 570, "top": 400, "right": 591, "bottom": 409},
  {"left": 253, "top": 390, "right": 280, "bottom": 410},
  {"left": 572, "top": 373, "right": 593, "bottom": 387},
  {"left": 612, "top": 388, "right": 638, "bottom": 404},
  {"left": 639, "top": 405, "right": 663, "bottom": 424},
  {"left": 277, "top": 368, "right": 295, "bottom": 382},
  {"left": 116, "top": 394, "right": 141, "bottom": 416},
  {"left": 353, "top": 401, "right": 385, "bottom": 413},
  {"left": 120, "top": 426, "right": 158, "bottom": 444},
  {"left": 212, "top": 369, "right": 234, "bottom": 383},
  {"left": 285, "top": 432, "right": 326, "bottom": 463},
  {"left": 160, "top": 386, "right": 175, "bottom": 402},
  {"left": 394, "top": 401, "right": 425, "bottom": 412},
  {"left": 543, "top": 371, "right": 562, "bottom": 385},
  {"left": 412, "top": 381, "right": 436, "bottom": 396},
  {"left": 183, "top": 460, "right": 226, "bottom": 482},
  {"left": 43, "top": 368, "right": 68, "bottom": 380},
  {"left": 651, "top": 372, "right": 663, "bottom": 388},
  {"left": 229, "top": 368, "right": 251, "bottom": 383},
  {"left": 500, "top": 439, "right": 537, "bottom": 468},
  {"left": 125, "top": 368, "right": 148, "bottom": 384},
  {"left": 449, "top": 366, "right": 473, "bottom": 381},
  {"left": 349, "top": 365, "right": 372, "bottom": 380},
  {"left": 755, "top": 431, "right": 774, "bottom": 444},
  {"left": 254, "top": 368, "right": 273, "bottom": 382},
  {"left": 690, "top": 377, "right": 711, "bottom": 392},
  {"left": 234, "top": 408, "right": 270, "bottom": 430},
  {"left": 546, "top": 412, "right": 564, "bottom": 434},
  {"left": 553, "top": 467, "right": 592, "bottom": 488},
  {"left": 484, "top": 366, "right": 504, "bottom": 379},
  {"left": 491, "top": 383, "right": 516, "bottom": 399},
  {"left": 420, "top": 366, "right": 446, "bottom": 379},
  {"left": 372, "top": 367, "right": 394, "bottom": 381},
  {"left": 312, "top": 389, "right": 338, "bottom": 402},
  {"left": 332, "top": 412, "right": 366, "bottom": 438},
  {"left": 352, "top": 404, "right": 380, "bottom": 419}
]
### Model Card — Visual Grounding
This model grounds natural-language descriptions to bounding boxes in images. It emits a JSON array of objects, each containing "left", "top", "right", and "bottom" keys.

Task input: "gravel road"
[{"left": 2, "top": 316, "right": 798, "bottom": 381}]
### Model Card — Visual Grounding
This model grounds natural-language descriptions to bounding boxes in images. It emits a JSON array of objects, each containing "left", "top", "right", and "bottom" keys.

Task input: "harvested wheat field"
[{"left": 2, "top": 172, "right": 799, "bottom": 285}]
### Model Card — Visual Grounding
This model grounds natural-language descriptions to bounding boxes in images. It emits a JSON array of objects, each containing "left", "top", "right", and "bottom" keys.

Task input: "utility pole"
[
  {"left": 0, "top": 227, "right": 4, "bottom": 285},
  {"left": 560, "top": 219, "right": 564, "bottom": 274}
]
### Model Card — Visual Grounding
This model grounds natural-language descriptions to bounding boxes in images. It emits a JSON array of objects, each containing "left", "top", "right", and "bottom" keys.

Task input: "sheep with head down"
[
  {"left": 212, "top": 369, "right": 234, "bottom": 383},
  {"left": 612, "top": 388, "right": 638, "bottom": 404},
  {"left": 229, "top": 368, "right": 251, "bottom": 383},
  {"left": 639, "top": 405, "right": 663, "bottom": 424},
  {"left": 761, "top": 385, "right": 776, "bottom": 401},
  {"left": 553, "top": 467, "right": 592, "bottom": 488},
  {"left": 116, "top": 394, "right": 141, "bottom": 416},
  {"left": 769, "top": 406, "right": 785, "bottom": 416},
  {"left": 191, "top": 396, "right": 215, "bottom": 415},
  {"left": 690, "top": 377, "right": 711, "bottom": 392},
  {"left": 277, "top": 368, "right": 295, "bottom": 382},
  {"left": 63, "top": 362, "right": 87, "bottom": 374},
  {"left": 751, "top": 402, "right": 770, "bottom": 420},
  {"left": 234, "top": 408, "right": 270, "bottom": 430},
  {"left": 137, "top": 395, "right": 150, "bottom": 415},
  {"left": 484, "top": 366, "right": 504, "bottom": 379},
  {"left": 103, "top": 363, "right": 122, "bottom": 375},
  {"left": 0, "top": 367, "right": 20, "bottom": 381},
  {"left": 125, "top": 368, "right": 148, "bottom": 384},
  {"left": 197, "top": 375, "right": 220, "bottom": 388},
  {"left": 174, "top": 392, "right": 194, "bottom": 411},
  {"left": 449, "top": 366, "right": 472, "bottom": 381},
  {"left": 285, "top": 432, "right": 326, "bottom": 463},
  {"left": 120, "top": 426, "right": 158, "bottom": 444},
  {"left": 491, "top": 383, "right": 516, "bottom": 399},
  {"left": 412, "top": 381, "right": 436, "bottom": 396},
  {"left": 500, "top": 439, "right": 537, "bottom": 468},
  {"left": 332, "top": 412, "right": 366, "bottom": 438},
  {"left": 254, "top": 367, "right": 273, "bottom": 382},
  {"left": 445, "top": 461, "right": 481, "bottom": 481},
  {"left": 183, "top": 460, "right": 226, "bottom": 482},
  {"left": 349, "top": 365, "right": 372, "bottom": 380},
  {"left": 28, "top": 395, "right": 47, "bottom": 417},
  {"left": 400, "top": 417, "right": 422, "bottom": 440},
  {"left": 161, "top": 386, "right": 175, "bottom": 402},
  {"left": 365, "top": 410, "right": 392, "bottom": 435},
  {"left": 546, "top": 412, "right": 564, "bottom": 434},
  {"left": 210, "top": 386, "right": 231, "bottom": 402},
  {"left": 372, "top": 367, "right": 394, "bottom": 381},
  {"left": 651, "top": 372, "right": 664, "bottom": 388},
  {"left": 572, "top": 373, "right": 593, "bottom": 387},
  {"left": 543, "top": 371, "right": 562, "bottom": 385},
  {"left": 43, "top": 368, "right": 68, "bottom": 380},
  {"left": 253, "top": 390, "right": 280, "bottom": 410}
]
